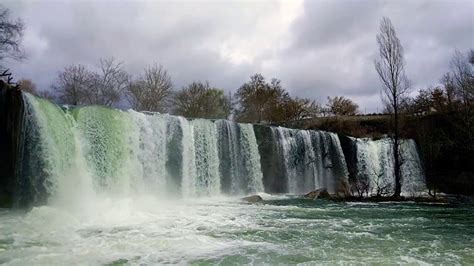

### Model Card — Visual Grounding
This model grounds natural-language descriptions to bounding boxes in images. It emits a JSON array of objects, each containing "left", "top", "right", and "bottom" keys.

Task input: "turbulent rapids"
[{"left": 12, "top": 93, "right": 427, "bottom": 206}]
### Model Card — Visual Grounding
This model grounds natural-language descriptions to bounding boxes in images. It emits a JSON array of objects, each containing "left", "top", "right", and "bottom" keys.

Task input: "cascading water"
[
  {"left": 17, "top": 94, "right": 267, "bottom": 206},
  {"left": 130, "top": 111, "right": 168, "bottom": 194},
  {"left": 17, "top": 94, "right": 77, "bottom": 206},
  {"left": 15, "top": 93, "right": 427, "bottom": 207},
  {"left": 239, "top": 123, "right": 264, "bottom": 193},
  {"left": 216, "top": 120, "right": 263, "bottom": 195},
  {"left": 268, "top": 127, "right": 349, "bottom": 194},
  {"left": 191, "top": 119, "right": 221, "bottom": 196},
  {"left": 353, "top": 137, "right": 426, "bottom": 196}
]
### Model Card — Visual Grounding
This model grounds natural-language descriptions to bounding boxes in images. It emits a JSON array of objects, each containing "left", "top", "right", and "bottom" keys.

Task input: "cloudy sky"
[{"left": 4, "top": 0, "right": 474, "bottom": 112}]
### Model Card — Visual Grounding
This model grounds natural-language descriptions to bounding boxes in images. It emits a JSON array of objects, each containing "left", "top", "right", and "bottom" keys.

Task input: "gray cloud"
[
  {"left": 3, "top": 0, "right": 473, "bottom": 112},
  {"left": 272, "top": 0, "right": 474, "bottom": 111}
]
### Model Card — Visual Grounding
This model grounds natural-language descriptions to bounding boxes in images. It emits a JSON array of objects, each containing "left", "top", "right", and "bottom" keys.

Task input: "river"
[{"left": 1, "top": 195, "right": 472, "bottom": 265}]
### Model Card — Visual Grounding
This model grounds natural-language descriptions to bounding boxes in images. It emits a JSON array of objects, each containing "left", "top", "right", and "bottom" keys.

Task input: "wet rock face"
[
  {"left": 241, "top": 195, "right": 263, "bottom": 203},
  {"left": 338, "top": 134, "right": 358, "bottom": 184},
  {"left": 253, "top": 125, "right": 287, "bottom": 193},
  {"left": 0, "top": 82, "right": 24, "bottom": 207}
]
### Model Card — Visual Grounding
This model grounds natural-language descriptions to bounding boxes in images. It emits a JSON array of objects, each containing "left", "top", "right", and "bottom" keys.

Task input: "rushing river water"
[{"left": 0, "top": 195, "right": 472, "bottom": 265}]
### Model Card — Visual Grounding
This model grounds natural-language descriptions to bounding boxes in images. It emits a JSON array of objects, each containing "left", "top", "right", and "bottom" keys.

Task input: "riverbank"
[
  {"left": 327, "top": 195, "right": 472, "bottom": 204},
  {"left": 244, "top": 189, "right": 474, "bottom": 205}
]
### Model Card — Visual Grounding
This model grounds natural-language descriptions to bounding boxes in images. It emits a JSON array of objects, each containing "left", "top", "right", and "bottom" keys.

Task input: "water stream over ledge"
[{"left": 15, "top": 93, "right": 426, "bottom": 208}]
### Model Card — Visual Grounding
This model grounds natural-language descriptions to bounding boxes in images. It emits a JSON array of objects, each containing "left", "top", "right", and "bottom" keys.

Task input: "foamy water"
[{"left": 1, "top": 197, "right": 472, "bottom": 265}]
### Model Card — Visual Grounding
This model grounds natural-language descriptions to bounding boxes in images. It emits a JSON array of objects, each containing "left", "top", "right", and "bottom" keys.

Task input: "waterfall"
[
  {"left": 239, "top": 123, "right": 264, "bottom": 194},
  {"left": 15, "top": 94, "right": 428, "bottom": 206},
  {"left": 17, "top": 94, "right": 76, "bottom": 206},
  {"left": 216, "top": 120, "right": 263, "bottom": 195},
  {"left": 400, "top": 140, "right": 426, "bottom": 195},
  {"left": 130, "top": 111, "right": 168, "bottom": 194},
  {"left": 353, "top": 137, "right": 426, "bottom": 196},
  {"left": 191, "top": 119, "right": 221, "bottom": 196},
  {"left": 267, "top": 127, "right": 349, "bottom": 194},
  {"left": 17, "top": 94, "right": 266, "bottom": 206}
]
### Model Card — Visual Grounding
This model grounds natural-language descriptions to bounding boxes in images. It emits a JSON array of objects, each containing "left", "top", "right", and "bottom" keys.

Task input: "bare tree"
[
  {"left": 269, "top": 97, "right": 320, "bottom": 123},
  {"left": 127, "top": 64, "right": 172, "bottom": 112},
  {"left": 370, "top": 168, "right": 392, "bottom": 197},
  {"left": 326, "top": 96, "right": 359, "bottom": 116},
  {"left": 450, "top": 50, "right": 474, "bottom": 110},
  {"left": 173, "top": 81, "right": 206, "bottom": 117},
  {"left": 411, "top": 87, "right": 449, "bottom": 114},
  {"left": 18, "top": 78, "right": 56, "bottom": 101},
  {"left": 351, "top": 174, "right": 371, "bottom": 198},
  {"left": 53, "top": 64, "right": 94, "bottom": 105},
  {"left": 88, "top": 57, "right": 129, "bottom": 107},
  {"left": 282, "top": 97, "right": 320, "bottom": 122},
  {"left": 448, "top": 50, "right": 474, "bottom": 147},
  {"left": 442, "top": 73, "right": 456, "bottom": 110},
  {"left": 173, "top": 81, "right": 232, "bottom": 119},
  {"left": 374, "top": 17, "right": 409, "bottom": 197},
  {"left": 17, "top": 78, "right": 36, "bottom": 94},
  {"left": 235, "top": 74, "right": 268, "bottom": 123},
  {"left": 235, "top": 74, "right": 289, "bottom": 123},
  {"left": 0, "top": 6, "right": 24, "bottom": 66},
  {"left": 235, "top": 74, "right": 320, "bottom": 123},
  {"left": 53, "top": 58, "right": 130, "bottom": 106}
]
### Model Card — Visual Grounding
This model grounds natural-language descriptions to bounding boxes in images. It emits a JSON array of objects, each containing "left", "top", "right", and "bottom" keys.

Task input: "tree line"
[
  {"left": 16, "top": 57, "right": 362, "bottom": 123},
  {"left": 407, "top": 49, "right": 473, "bottom": 196}
]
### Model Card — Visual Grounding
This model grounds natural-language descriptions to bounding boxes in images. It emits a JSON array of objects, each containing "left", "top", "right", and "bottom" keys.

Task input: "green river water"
[{"left": 0, "top": 196, "right": 472, "bottom": 265}]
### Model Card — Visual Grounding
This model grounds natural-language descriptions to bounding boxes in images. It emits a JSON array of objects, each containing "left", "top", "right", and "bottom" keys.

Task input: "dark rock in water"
[
  {"left": 304, "top": 188, "right": 331, "bottom": 200},
  {"left": 241, "top": 195, "right": 263, "bottom": 203},
  {"left": 304, "top": 190, "right": 320, "bottom": 199},
  {"left": 319, "top": 189, "right": 331, "bottom": 199}
]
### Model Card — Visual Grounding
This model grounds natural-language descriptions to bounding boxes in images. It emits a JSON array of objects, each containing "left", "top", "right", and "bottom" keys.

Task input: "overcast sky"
[{"left": 4, "top": 0, "right": 474, "bottom": 112}]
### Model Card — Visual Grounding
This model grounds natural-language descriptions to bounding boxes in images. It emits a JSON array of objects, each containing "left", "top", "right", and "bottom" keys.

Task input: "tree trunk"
[{"left": 393, "top": 107, "right": 402, "bottom": 197}]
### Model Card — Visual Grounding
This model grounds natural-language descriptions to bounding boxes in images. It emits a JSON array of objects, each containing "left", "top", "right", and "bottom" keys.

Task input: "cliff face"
[
  {"left": 0, "top": 82, "right": 24, "bottom": 207},
  {"left": 338, "top": 134, "right": 358, "bottom": 188}
]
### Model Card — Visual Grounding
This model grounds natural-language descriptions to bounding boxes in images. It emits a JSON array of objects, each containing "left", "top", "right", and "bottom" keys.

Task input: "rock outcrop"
[
  {"left": 304, "top": 188, "right": 331, "bottom": 200},
  {"left": 241, "top": 195, "right": 263, "bottom": 203}
]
